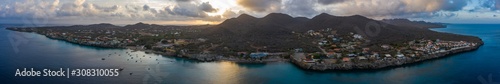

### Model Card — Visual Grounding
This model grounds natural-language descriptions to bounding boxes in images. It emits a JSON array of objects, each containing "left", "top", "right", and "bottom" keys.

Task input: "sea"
[{"left": 0, "top": 24, "right": 499, "bottom": 84}]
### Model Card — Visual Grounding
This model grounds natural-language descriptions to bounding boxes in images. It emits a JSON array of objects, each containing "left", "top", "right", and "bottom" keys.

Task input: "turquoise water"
[{"left": 1, "top": 24, "right": 499, "bottom": 84}]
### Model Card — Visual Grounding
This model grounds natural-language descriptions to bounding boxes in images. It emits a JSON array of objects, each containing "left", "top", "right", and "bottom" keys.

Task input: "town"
[{"left": 291, "top": 28, "right": 478, "bottom": 70}]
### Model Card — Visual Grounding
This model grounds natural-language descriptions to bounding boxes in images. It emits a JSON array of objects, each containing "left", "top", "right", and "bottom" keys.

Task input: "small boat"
[
  {"left": 102, "top": 58, "right": 105, "bottom": 60},
  {"left": 118, "top": 67, "right": 124, "bottom": 71}
]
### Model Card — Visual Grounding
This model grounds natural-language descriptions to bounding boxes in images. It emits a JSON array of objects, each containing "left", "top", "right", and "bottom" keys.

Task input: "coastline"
[
  {"left": 6, "top": 28, "right": 484, "bottom": 71},
  {"left": 291, "top": 42, "right": 483, "bottom": 71}
]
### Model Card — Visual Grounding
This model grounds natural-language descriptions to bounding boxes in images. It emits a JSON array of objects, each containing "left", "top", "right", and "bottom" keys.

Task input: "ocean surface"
[{"left": 0, "top": 24, "right": 499, "bottom": 84}]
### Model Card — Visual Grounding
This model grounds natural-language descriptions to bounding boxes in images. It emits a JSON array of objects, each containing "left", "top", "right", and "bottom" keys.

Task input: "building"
[
  {"left": 358, "top": 56, "right": 367, "bottom": 60},
  {"left": 396, "top": 54, "right": 405, "bottom": 58},
  {"left": 250, "top": 52, "right": 268, "bottom": 58},
  {"left": 342, "top": 57, "right": 351, "bottom": 62},
  {"left": 385, "top": 54, "right": 392, "bottom": 57}
]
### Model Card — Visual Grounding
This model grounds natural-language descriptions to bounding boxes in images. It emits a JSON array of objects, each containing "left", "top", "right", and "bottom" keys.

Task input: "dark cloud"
[
  {"left": 56, "top": 3, "right": 84, "bottom": 16},
  {"left": 317, "top": 0, "right": 346, "bottom": 5},
  {"left": 282, "top": 0, "right": 318, "bottom": 17},
  {"left": 199, "top": 2, "right": 217, "bottom": 12},
  {"left": 95, "top": 5, "right": 119, "bottom": 12},
  {"left": 496, "top": 0, "right": 500, "bottom": 9},
  {"left": 440, "top": 0, "right": 467, "bottom": 11},
  {"left": 143, "top": 5, "right": 150, "bottom": 11},
  {"left": 175, "top": 0, "right": 194, "bottom": 2},
  {"left": 237, "top": 0, "right": 281, "bottom": 12},
  {"left": 165, "top": 2, "right": 213, "bottom": 18},
  {"left": 222, "top": 10, "right": 239, "bottom": 18},
  {"left": 325, "top": 0, "right": 469, "bottom": 19}
]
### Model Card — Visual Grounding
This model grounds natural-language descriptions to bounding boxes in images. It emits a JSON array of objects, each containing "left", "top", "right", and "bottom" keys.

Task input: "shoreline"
[
  {"left": 291, "top": 42, "right": 483, "bottom": 71},
  {"left": 6, "top": 29, "right": 484, "bottom": 71}
]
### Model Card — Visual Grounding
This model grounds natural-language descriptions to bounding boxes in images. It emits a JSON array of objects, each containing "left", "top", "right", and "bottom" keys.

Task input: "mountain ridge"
[{"left": 203, "top": 13, "right": 482, "bottom": 52}]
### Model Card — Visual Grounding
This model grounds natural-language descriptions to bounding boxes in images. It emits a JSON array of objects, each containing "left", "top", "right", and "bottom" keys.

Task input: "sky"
[{"left": 0, "top": 0, "right": 499, "bottom": 25}]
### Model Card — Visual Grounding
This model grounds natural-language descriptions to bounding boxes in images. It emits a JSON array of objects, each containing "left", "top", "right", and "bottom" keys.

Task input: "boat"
[{"left": 118, "top": 67, "right": 124, "bottom": 71}]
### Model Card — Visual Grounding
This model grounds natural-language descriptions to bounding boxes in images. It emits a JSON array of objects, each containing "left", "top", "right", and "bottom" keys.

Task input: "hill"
[{"left": 200, "top": 13, "right": 482, "bottom": 52}]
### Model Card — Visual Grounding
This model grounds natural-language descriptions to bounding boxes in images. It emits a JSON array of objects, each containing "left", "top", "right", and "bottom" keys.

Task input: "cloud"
[
  {"left": 165, "top": 2, "right": 210, "bottom": 18},
  {"left": 143, "top": 4, "right": 150, "bottom": 11},
  {"left": 237, "top": 0, "right": 281, "bottom": 12},
  {"left": 75, "top": 0, "right": 85, "bottom": 6},
  {"left": 317, "top": 0, "right": 346, "bottom": 5},
  {"left": 326, "top": 0, "right": 468, "bottom": 19},
  {"left": 222, "top": 10, "right": 240, "bottom": 18},
  {"left": 282, "top": 0, "right": 318, "bottom": 17},
  {"left": 96, "top": 5, "right": 119, "bottom": 12},
  {"left": 401, "top": 0, "right": 467, "bottom": 12},
  {"left": 175, "top": 0, "right": 194, "bottom": 2},
  {"left": 496, "top": 0, "right": 500, "bottom": 9},
  {"left": 1, "top": 0, "right": 499, "bottom": 24},
  {"left": 199, "top": 2, "right": 217, "bottom": 12}
]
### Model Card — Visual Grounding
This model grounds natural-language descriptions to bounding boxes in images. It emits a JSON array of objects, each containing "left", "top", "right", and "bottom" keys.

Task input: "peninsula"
[{"left": 6, "top": 13, "right": 483, "bottom": 71}]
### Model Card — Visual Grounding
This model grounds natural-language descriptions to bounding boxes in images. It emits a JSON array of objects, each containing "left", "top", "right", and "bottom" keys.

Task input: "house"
[
  {"left": 237, "top": 52, "right": 247, "bottom": 56},
  {"left": 347, "top": 54, "right": 357, "bottom": 57},
  {"left": 362, "top": 48, "right": 370, "bottom": 51},
  {"left": 250, "top": 52, "right": 268, "bottom": 58},
  {"left": 342, "top": 57, "right": 351, "bottom": 62},
  {"left": 332, "top": 38, "right": 340, "bottom": 42},
  {"left": 353, "top": 34, "right": 363, "bottom": 39},
  {"left": 295, "top": 48, "right": 303, "bottom": 52},
  {"left": 323, "top": 59, "right": 337, "bottom": 64},
  {"left": 333, "top": 48, "right": 341, "bottom": 52},
  {"left": 381, "top": 45, "right": 391, "bottom": 49},
  {"left": 197, "top": 38, "right": 207, "bottom": 42},
  {"left": 326, "top": 52, "right": 336, "bottom": 58},
  {"left": 303, "top": 59, "right": 316, "bottom": 63},
  {"left": 327, "top": 35, "right": 335, "bottom": 38},
  {"left": 385, "top": 54, "right": 392, "bottom": 57},
  {"left": 396, "top": 54, "right": 405, "bottom": 58},
  {"left": 174, "top": 39, "right": 188, "bottom": 45},
  {"left": 410, "top": 54, "right": 416, "bottom": 57},
  {"left": 358, "top": 56, "right": 367, "bottom": 60}
]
